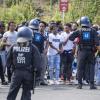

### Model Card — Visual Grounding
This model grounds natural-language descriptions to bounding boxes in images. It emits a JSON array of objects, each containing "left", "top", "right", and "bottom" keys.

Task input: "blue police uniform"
[
  {"left": 6, "top": 26, "right": 41, "bottom": 100},
  {"left": 7, "top": 44, "right": 41, "bottom": 100},
  {"left": 69, "top": 27, "right": 99, "bottom": 89}
]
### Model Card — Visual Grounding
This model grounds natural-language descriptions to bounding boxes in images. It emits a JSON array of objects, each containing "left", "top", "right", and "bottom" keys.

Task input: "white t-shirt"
[
  {"left": 47, "top": 33, "right": 63, "bottom": 55},
  {"left": 61, "top": 32, "right": 74, "bottom": 51},
  {"left": 3, "top": 31, "right": 17, "bottom": 51},
  {"left": 97, "top": 30, "right": 100, "bottom": 35}
]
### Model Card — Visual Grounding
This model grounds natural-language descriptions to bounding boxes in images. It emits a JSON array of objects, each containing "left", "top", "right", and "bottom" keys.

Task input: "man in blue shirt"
[{"left": 32, "top": 21, "right": 48, "bottom": 85}]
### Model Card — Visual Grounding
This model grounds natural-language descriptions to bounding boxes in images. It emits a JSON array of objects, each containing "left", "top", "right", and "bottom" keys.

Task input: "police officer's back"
[
  {"left": 6, "top": 26, "right": 41, "bottom": 100},
  {"left": 69, "top": 16, "right": 99, "bottom": 89}
]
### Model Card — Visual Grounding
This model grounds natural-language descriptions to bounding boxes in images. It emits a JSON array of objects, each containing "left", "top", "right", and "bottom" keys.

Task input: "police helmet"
[
  {"left": 80, "top": 16, "right": 90, "bottom": 27},
  {"left": 35, "top": 18, "right": 41, "bottom": 23},
  {"left": 28, "top": 19, "right": 40, "bottom": 30},
  {"left": 17, "top": 26, "right": 32, "bottom": 43}
]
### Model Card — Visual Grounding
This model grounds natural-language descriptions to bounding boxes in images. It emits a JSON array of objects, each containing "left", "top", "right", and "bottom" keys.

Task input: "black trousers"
[
  {"left": 0, "top": 55, "right": 5, "bottom": 83},
  {"left": 59, "top": 53, "right": 64, "bottom": 77},
  {"left": 83, "top": 63, "right": 91, "bottom": 82},
  {"left": 77, "top": 50, "right": 95, "bottom": 85},
  {"left": 7, "top": 63, "right": 12, "bottom": 82},
  {"left": 62, "top": 51, "right": 74, "bottom": 81},
  {"left": 7, "top": 70, "right": 33, "bottom": 100}
]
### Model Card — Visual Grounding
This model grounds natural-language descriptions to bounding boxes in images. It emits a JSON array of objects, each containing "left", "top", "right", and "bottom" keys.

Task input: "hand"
[
  {"left": 57, "top": 49, "right": 62, "bottom": 54},
  {"left": 60, "top": 48, "right": 64, "bottom": 53},
  {"left": 5, "top": 43, "right": 11, "bottom": 46},
  {"left": 74, "top": 54, "right": 77, "bottom": 58},
  {"left": 43, "top": 49, "right": 48, "bottom": 55}
]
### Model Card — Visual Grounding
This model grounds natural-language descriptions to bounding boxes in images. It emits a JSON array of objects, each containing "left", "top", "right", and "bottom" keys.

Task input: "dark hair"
[
  {"left": 64, "top": 23, "right": 72, "bottom": 28},
  {"left": 7, "top": 21, "right": 15, "bottom": 31},
  {"left": 56, "top": 21, "right": 62, "bottom": 26},
  {"left": 39, "top": 21, "right": 47, "bottom": 27}
]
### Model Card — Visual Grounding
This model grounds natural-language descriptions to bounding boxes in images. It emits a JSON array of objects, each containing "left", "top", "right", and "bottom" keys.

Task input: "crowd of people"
[{"left": 0, "top": 16, "right": 100, "bottom": 89}]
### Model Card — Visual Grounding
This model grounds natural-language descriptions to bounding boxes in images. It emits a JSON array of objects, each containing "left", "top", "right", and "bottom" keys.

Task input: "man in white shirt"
[
  {"left": 61, "top": 23, "right": 75, "bottom": 83},
  {"left": 3, "top": 22, "right": 17, "bottom": 52},
  {"left": 47, "top": 23, "right": 63, "bottom": 84},
  {"left": 2, "top": 21, "right": 17, "bottom": 83}
]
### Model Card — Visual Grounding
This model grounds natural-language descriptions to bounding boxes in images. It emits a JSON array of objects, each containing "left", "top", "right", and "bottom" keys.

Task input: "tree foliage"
[{"left": 0, "top": 0, "right": 100, "bottom": 24}]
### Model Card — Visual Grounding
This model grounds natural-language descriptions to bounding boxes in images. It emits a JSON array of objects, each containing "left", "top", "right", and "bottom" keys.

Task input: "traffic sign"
[{"left": 59, "top": 0, "right": 69, "bottom": 12}]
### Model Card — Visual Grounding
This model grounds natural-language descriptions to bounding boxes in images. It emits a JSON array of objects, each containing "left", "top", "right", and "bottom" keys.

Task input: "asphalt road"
[{"left": 0, "top": 84, "right": 100, "bottom": 100}]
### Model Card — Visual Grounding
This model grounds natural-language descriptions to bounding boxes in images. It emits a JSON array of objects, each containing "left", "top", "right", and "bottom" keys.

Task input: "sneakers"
[
  {"left": 48, "top": 80, "right": 60, "bottom": 85},
  {"left": 54, "top": 80, "right": 60, "bottom": 85},
  {"left": 82, "top": 80, "right": 88, "bottom": 85},
  {"left": 77, "top": 84, "right": 82, "bottom": 89},
  {"left": 2, "top": 81, "right": 8, "bottom": 85},
  {"left": 40, "top": 81, "right": 48, "bottom": 86},
  {"left": 48, "top": 80, "right": 54, "bottom": 85},
  {"left": 77, "top": 84, "right": 97, "bottom": 89},
  {"left": 90, "top": 84, "right": 97, "bottom": 89},
  {"left": 63, "top": 80, "right": 73, "bottom": 85}
]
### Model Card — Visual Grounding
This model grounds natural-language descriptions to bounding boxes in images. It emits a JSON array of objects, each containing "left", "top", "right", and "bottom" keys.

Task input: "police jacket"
[
  {"left": 6, "top": 43, "right": 41, "bottom": 73},
  {"left": 69, "top": 27, "right": 99, "bottom": 51}
]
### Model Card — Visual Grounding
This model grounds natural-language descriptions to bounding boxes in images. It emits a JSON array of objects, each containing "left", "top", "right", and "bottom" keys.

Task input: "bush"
[
  {"left": 0, "top": 0, "right": 100, "bottom": 25},
  {"left": 0, "top": 2, "right": 36, "bottom": 24}
]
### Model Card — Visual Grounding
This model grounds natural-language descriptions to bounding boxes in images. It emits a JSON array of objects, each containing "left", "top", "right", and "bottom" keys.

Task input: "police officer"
[
  {"left": 28, "top": 18, "right": 40, "bottom": 33},
  {"left": 69, "top": 16, "right": 100, "bottom": 89},
  {"left": 7, "top": 26, "right": 41, "bottom": 100}
]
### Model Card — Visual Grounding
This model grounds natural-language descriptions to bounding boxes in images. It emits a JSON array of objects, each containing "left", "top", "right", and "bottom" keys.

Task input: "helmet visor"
[
  {"left": 17, "top": 37, "right": 28, "bottom": 43},
  {"left": 29, "top": 25, "right": 38, "bottom": 30}
]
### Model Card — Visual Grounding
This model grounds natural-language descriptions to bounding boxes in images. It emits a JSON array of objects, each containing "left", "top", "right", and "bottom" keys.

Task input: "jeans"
[
  {"left": 95, "top": 57, "right": 100, "bottom": 85},
  {"left": 0, "top": 51, "right": 6, "bottom": 73},
  {"left": 48, "top": 54, "right": 60, "bottom": 80},
  {"left": 40, "top": 53, "right": 47, "bottom": 82}
]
